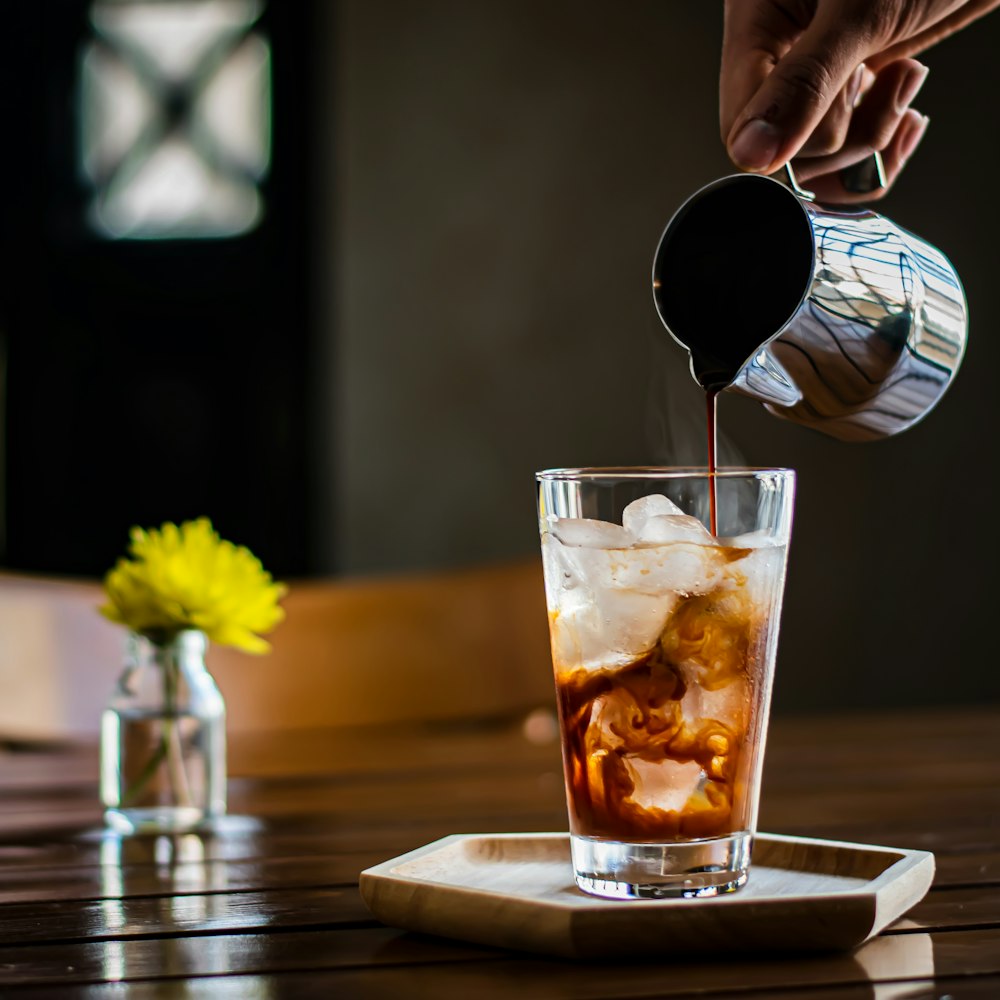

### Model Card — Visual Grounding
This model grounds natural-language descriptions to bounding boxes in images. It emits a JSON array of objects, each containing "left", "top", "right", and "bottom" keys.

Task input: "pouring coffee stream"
[{"left": 652, "top": 165, "right": 968, "bottom": 534}]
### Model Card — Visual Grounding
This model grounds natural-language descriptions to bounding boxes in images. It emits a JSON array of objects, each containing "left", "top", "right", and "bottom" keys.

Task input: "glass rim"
[{"left": 536, "top": 466, "right": 795, "bottom": 482}]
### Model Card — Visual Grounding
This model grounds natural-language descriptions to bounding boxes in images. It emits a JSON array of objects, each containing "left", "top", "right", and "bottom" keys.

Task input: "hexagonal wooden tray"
[{"left": 359, "top": 832, "right": 934, "bottom": 958}]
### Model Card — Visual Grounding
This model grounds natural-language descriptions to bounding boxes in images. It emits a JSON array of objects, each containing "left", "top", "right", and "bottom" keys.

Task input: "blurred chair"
[
  {"left": 211, "top": 559, "right": 553, "bottom": 733},
  {"left": 0, "top": 572, "right": 121, "bottom": 742},
  {"left": 0, "top": 560, "right": 554, "bottom": 740}
]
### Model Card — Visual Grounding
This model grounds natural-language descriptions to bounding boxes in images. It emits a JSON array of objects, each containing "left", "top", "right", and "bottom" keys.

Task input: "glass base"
[
  {"left": 104, "top": 806, "right": 212, "bottom": 835},
  {"left": 571, "top": 831, "right": 752, "bottom": 899}
]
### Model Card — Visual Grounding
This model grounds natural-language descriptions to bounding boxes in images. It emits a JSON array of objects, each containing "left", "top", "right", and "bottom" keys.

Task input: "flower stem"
[
  {"left": 119, "top": 643, "right": 193, "bottom": 809},
  {"left": 163, "top": 655, "right": 194, "bottom": 807},
  {"left": 119, "top": 737, "right": 167, "bottom": 807}
]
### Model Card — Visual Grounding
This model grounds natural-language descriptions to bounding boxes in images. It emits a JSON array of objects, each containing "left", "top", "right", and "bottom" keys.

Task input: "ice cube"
[
  {"left": 542, "top": 532, "right": 607, "bottom": 603},
  {"left": 548, "top": 593, "right": 609, "bottom": 671},
  {"left": 680, "top": 668, "right": 749, "bottom": 732},
  {"left": 587, "top": 684, "right": 681, "bottom": 753},
  {"left": 548, "top": 578, "right": 677, "bottom": 671},
  {"left": 540, "top": 533, "right": 574, "bottom": 612},
  {"left": 625, "top": 757, "right": 705, "bottom": 813},
  {"left": 552, "top": 518, "right": 632, "bottom": 549},
  {"left": 543, "top": 536, "right": 684, "bottom": 670},
  {"left": 635, "top": 513, "right": 715, "bottom": 546},
  {"left": 721, "top": 529, "right": 778, "bottom": 548},
  {"left": 605, "top": 542, "right": 730, "bottom": 597},
  {"left": 540, "top": 525, "right": 738, "bottom": 672},
  {"left": 622, "top": 494, "right": 684, "bottom": 537},
  {"left": 589, "top": 691, "right": 628, "bottom": 751},
  {"left": 725, "top": 543, "right": 787, "bottom": 607},
  {"left": 600, "top": 587, "right": 678, "bottom": 662}
]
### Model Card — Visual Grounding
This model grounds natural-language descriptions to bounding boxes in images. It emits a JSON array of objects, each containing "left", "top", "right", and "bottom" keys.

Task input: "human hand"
[{"left": 720, "top": 0, "right": 1000, "bottom": 202}]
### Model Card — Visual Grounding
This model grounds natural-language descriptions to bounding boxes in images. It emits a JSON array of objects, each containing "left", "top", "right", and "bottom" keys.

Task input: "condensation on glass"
[{"left": 79, "top": 0, "right": 271, "bottom": 240}]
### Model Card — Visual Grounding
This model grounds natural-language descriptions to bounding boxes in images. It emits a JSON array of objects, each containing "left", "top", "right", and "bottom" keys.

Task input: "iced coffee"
[{"left": 537, "top": 470, "right": 793, "bottom": 898}]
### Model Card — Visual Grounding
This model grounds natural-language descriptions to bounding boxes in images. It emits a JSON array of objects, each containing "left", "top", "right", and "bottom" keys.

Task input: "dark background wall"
[
  {"left": 324, "top": 0, "right": 1000, "bottom": 713},
  {"left": 3, "top": 1, "right": 998, "bottom": 714},
  {"left": 0, "top": 0, "right": 323, "bottom": 577}
]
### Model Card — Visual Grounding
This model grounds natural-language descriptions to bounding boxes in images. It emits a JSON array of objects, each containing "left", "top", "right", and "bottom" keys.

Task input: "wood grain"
[
  {"left": 0, "top": 887, "right": 376, "bottom": 945},
  {"left": 1, "top": 926, "right": 999, "bottom": 990},
  {"left": 8, "top": 973, "right": 1000, "bottom": 999},
  {"left": 360, "top": 832, "right": 934, "bottom": 957},
  {"left": 0, "top": 707, "right": 998, "bottom": 995}
]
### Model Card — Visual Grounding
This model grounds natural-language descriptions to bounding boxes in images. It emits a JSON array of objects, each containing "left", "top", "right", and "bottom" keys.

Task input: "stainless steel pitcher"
[{"left": 651, "top": 169, "right": 967, "bottom": 441}]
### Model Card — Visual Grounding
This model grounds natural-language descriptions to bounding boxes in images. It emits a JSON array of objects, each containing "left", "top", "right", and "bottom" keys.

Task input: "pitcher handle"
[{"left": 782, "top": 163, "right": 816, "bottom": 201}]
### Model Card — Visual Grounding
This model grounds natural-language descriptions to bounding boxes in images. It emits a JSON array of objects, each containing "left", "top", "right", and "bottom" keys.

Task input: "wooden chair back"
[{"left": 0, "top": 560, "right": 554, "bottom": 738}]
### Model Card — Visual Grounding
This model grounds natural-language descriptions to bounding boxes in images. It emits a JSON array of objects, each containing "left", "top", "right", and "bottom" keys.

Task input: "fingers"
[
  {"left": 792, "top": 59, "right": 929, "bottom": 180},
  {"left": 801, "top": 109, "right": 931, "bottom": 204},
  {"left": 719, "top": 0, "right": 952, "bottom": 188},
  {"left": 723, "top": 0, "right": 888, "bottom": 173},
  {"left": 795, "top": 63, "right": 869, "bottom": 158},
  {"left": 865, "top": 0, "right": 1000, "bottom": 71},
  {"left": 719, "top": 0, "right": 810, "bottom": 144},
  {"left": 719, "top": 0, "right": 969, "bottom": 173}
]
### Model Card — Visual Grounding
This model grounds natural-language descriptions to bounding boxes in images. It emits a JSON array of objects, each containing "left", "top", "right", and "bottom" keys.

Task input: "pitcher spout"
[{"left": 727, "top": 349, "right": 802, "bottom": 408}]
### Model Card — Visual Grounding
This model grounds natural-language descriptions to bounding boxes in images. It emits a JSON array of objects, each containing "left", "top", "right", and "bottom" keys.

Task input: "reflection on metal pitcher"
[{"left": 652, "top": 172, "right": 967, "bottom": 442}]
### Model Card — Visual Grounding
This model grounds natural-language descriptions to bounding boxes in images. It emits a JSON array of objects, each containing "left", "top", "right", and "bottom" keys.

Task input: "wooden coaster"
[{"left": 360, "top": 832, "right": 934, "bottom": 958}]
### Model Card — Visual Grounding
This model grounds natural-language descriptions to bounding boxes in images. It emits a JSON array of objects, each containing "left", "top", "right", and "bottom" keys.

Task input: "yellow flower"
[{"left": 101, "top": 518, "right": 287, "bottom": 654}]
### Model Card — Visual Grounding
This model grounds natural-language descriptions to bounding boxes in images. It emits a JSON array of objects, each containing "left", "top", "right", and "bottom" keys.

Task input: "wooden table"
[{"left": 1, "top": 706, "right": 999, "bottom": 998}]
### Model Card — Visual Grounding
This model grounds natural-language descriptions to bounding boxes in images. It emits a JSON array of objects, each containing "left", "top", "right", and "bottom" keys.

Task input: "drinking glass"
[{"left": 536, "top": 467, "right": 794, "bottom": 898}]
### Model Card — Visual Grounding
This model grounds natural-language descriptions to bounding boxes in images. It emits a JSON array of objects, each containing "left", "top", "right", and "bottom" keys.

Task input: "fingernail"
[
  {"left": 860, "top": 65, "right": 877, "bottom": 98},
  {"left": 729, "top": 118, "right": 782, "bottom": 172},
  {"left": 847, "top": 64, "right": 865, "bottom": 109},
  {"left": 840, "top": 153, "right": 886, "bottom": 195},
  {"left": 900, "top": 114, "right": 930, "bottom": 161},
  {"left": 895, "top": 63, "right": 929, "bottom": 114}
]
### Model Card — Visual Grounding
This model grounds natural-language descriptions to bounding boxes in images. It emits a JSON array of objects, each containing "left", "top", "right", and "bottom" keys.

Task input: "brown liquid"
[
  {"left": 706, "top": 388, "right": 719, "bottom": 536},
  {"left": 554, "top": 546, "right": 766, "bottom": 842},
  {"left": 549, "top": 362, "right": 773, "bottom": 843}
]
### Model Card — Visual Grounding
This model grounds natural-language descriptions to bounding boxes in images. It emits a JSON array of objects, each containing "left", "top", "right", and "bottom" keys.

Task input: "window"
[{"left": 80, "top": 0, "right": 271, "bottom": 239}]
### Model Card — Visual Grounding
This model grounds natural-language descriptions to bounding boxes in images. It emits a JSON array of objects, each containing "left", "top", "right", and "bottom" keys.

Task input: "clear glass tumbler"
[{"left": 537, "top": 467, "right": 794, "bottom": 899}]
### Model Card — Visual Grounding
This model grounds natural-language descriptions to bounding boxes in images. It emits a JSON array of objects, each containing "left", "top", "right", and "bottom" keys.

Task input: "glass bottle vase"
[{"left": 101, "top": 630, "right": 226, "bottom": 834}]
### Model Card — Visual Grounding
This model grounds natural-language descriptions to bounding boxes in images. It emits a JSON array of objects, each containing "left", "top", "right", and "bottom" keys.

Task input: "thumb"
[{"left": 726, "top": 9, "right": 872, "bottom": 173}]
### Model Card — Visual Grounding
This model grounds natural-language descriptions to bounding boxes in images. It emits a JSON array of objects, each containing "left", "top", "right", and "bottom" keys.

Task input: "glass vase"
[{"left": 101, "top": 629, "right": 226, "bottom": 834}]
